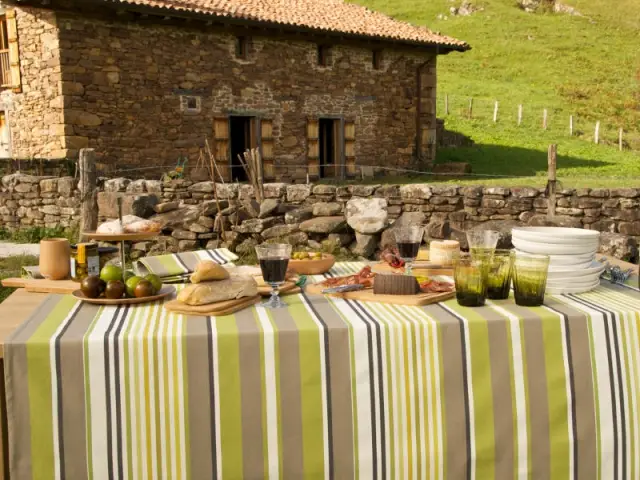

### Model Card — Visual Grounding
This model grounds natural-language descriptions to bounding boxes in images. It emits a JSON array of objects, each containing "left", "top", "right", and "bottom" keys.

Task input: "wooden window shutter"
[
  {"left": 5, "top": 10, "right": 21, "bottom": 92},
  {"left": 344, "top": 119, "right": 356, "bottom": 177},
  {"left": 213, "top": 117, "right": 230, "bottom": 182},
  {"left": 307, "top": 118, "right": 319, "bottom": 178},
  {"left": 260, "top": 118, "right": 275, "bottom": 180}
]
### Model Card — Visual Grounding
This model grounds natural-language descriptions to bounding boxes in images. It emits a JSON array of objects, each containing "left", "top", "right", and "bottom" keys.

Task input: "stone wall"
[
  {"left": 7, "top": 6, "right": 437, "bottom": 179},
  {"left": 2, "top": 7, "right": 65, "bottom": 158},
  {"left": 1, "top": 174, "right": 637, "bottom": 259}
]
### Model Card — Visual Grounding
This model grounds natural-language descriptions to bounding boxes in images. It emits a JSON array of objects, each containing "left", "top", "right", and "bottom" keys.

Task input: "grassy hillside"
[{"left": 353, "top": 0, "right": 640, "bottom": 186}]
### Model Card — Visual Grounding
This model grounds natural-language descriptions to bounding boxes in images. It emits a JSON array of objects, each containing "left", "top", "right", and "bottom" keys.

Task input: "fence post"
[
  {"left": 543, "top": 109, "right": 548, "bottom": 130},
  {"left": 547, "top": 144, "right": 557, "bottom": 221},
  {"left": 79, "top": 148, "right": 98, "bottom": 243},
  {"left": 569, "top": 115, "right": 573, "bottom": 136},
  {"left": 517, "top": 104, "right": 523, "bottom": 126},
  {"left": 619, "top": 128, "right": 623, "bottom": 151},
  {"left": 493, "top": 101, "right": 499, "bottom": 122},
  {"left": 468, "top": 98, "right": 473, "bottom": 119},
  {"left": 445, "top": 94, "right": 449, "bottom": 115},
  {"left": 594, "top": 121, "right": 600, "bottom": 144}
]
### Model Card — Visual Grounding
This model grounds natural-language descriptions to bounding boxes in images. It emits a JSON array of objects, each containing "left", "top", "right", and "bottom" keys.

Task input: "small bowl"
[{"left": 288, "top": 253, "right": 335, "bottom": 275}]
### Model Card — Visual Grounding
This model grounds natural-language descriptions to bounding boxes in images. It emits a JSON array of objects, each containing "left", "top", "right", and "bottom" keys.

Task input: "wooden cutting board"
[
  {"left": 1, "top": 278, "right": 79, "bottom": 294},
  {"left": 372, "top": 263, "right": 454, "bottom": 277},
  {"left": 257, "top": 281, "right": 299, "bottom": 296},
  {"left": 305, "top": 283, "right": 454, "bottom": 306},
  {"left": 164, "top": 295, "right": 261, "bottom": 316}
]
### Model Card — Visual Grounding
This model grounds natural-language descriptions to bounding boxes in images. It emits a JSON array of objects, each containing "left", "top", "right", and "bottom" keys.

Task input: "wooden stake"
[
  {"left": 543, "top": 109, "right": 548, "bottom": 130},
  {"left": 569, "top": 115, "right": 574, "bottom": 136},
  {"left": 79, "top": 148, "right": 98, "bottom": 243},
  {"left": 594, "top": 121, "right": 600, "bottom": 144},
  {"left": 493, "top": 101, "right": 499, "bottom": 122},
  {"left": 619, "top": 128, "right": 623, "bottom": 151},
  {"left": 517, "top": 104, "right": 523, "bottom": 126},
  {"left": 444, "top": 94, "right": 449, "bottom": 115},
  {"left": 467, "top": 97, "right": 473, "bottom": 119},
  {"left": 547, "top": 144, "right": 557, "bottom": 221}
]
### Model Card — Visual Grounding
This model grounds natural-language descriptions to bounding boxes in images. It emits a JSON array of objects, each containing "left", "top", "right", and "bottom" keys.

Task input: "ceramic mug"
[{"left": 39, "top": 238, "right": 71, "bottom": 280}]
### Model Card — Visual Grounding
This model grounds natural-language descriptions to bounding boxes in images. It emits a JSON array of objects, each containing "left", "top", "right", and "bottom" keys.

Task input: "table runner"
[{"left": 5, "top": 262, "right": 640, "bottom": 479}]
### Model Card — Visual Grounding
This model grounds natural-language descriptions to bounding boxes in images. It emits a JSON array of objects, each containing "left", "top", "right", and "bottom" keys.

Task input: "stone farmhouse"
[{"left": 0, "top": 0, "right": 468, "bottom": 181}]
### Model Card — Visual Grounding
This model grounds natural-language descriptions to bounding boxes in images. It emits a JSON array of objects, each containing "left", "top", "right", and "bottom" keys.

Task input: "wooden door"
[
  {"left": 344, "top": 119, "right": 356, "bottom": 177},
  {"left": 307, "top": 118, "right": 319, "bottom": 179},
  {"left": 213, "top": 117, "right": 230, "bottom": 182},
  {"left": 260, "top": 119, "right": 275, "bottom": 180}
]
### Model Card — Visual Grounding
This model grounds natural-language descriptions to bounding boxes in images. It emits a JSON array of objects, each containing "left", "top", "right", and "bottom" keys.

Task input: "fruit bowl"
[
  {"left": 72, "top": 285, "right": 176, "bottom": 305},
  {"left": 288, "top": 253, "right": 335, "bottom": 275}
]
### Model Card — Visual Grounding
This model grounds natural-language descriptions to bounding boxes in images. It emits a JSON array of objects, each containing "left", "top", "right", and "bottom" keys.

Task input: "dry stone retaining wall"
[{"left": 0, "top": 174, "right": 638, "bottom": 259}]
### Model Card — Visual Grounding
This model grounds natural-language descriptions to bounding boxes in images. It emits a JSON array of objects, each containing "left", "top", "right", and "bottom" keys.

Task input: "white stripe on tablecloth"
[
  {"left": 556, "top": 296, "right": 614, "bottom": 480},
  {"left": 88, "top": 307, "right": 121, "bottom": 480},
  {"left": 166, "top": 313, "right": 178, "bottom": 480},
  {"left": 127, "top": 306, "right": 144, "bottom": 480},
  {"left": 209, "top": 317, "right": 223, "bottom": 478},
  {"left": 50, "top": 301, "right": 82, "bottom": 480},
  {"left": 149, "top": 301, "right": 161, "bottom": 480},
  {"left": 486, "top": 302, "right": 529, "bottom": 478},
  {"left": 255, "top": 306, "right": 281, "bottom": 479}
]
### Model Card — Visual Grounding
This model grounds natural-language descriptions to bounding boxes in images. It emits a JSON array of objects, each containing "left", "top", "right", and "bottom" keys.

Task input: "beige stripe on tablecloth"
[
  {"left": 486, "top": 313, "right": 516, "bottom": 477},
  {"left": 235, "top": 308, "right": 266, "bottom": 479},
  {"left": 425, "top": 304, "right": 469, "bottom": 479},
  {"left": 185, "top": 315, "right": 215, "bottom": 479},
  {"left": 5, "top": 294, "right": 61, "bottom": 480},
  {"left": 308, "top": 294, "right": 355, "bottom": 479},
  {"left": 59, "top": 304, "right": 97, "bottom": 480},
  {"left": 549, "top": 300, "right": 598, "bottom": 479},
  {"left": 271, "top": 309, "right": 305, "bottom": 478}
]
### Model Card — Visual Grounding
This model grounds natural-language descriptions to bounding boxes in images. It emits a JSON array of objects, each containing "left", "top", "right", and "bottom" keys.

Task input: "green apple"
[
  {"left": 100, "top": 264, "right": 123, "bottom": 283},
  {"left": 144, "top": 274, "right": 162, "bottom": 294},
  {"left": 125, "top": 275, "right": 143, "bottom": 298}
]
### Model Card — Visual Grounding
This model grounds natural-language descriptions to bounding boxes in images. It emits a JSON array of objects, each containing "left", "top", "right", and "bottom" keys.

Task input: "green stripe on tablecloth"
[
  {"left": 215, "top": 313, "right": 244, "bottom": 479},
  {"left": 27, "top": 295, "right": 79, "bottom": 477}
]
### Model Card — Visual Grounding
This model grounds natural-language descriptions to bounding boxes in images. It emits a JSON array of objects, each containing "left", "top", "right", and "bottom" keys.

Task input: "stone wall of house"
[
  {"left": 30, "top": 9, "right": 435, "bottom": 179},
  {"left": 2, "top": 7, "right": 66, "bottom": 158},
  {"left": 1, "top": 173, "right": 637, "bottom": 260}
]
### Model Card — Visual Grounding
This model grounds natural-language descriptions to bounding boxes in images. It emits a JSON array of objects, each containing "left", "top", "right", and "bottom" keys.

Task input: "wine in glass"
[
  {"left": 255, "top": 244, "right": 292, "bottom": 309},
  {"left": 394, "top": 225, "right": 424, "bottom": 275}
]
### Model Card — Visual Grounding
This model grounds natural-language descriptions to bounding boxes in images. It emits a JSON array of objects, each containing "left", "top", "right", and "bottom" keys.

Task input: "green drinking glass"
[
  {"left": 454, "top": 256, "right": 487, "bottom": 307},
  {"left": 511, "top": 252, "right": 550, "bottom": 307},
  {"left": 486, "top": 249, "right": 513, "bottom": 300}
]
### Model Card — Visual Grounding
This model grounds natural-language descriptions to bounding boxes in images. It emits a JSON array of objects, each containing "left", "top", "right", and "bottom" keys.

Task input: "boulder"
[
  {"left": 300, "top": 216, "right": 347, "bottom": 234},
  {"left": 351, "top": 184, "right": 380, "bottom": 197},
  {"left": 261, "top": 223, "right": 300, "bottom": 240},
  {"left": 104, "top": 177, "right": 130, "bottom": 193},
  {"left": 285, "top": 206, "right": 313, "bottom": 224},
  {"left": 263, "top": 183, "right": 287, "bottom": 199},
  {"left": 259, "top": 199, "right": 280, "bottom": 218},
  {"left": 189, "top": 223, "right": 211, "bottom": 234},
  {"left": 172, "top": 229, "right": 197, "bottom": 241},
  {"left": 598, "top": 233, "right": 637, "bottom": 261},
  {"left": 381, "top": 212, "right": 427, "bottom": 248},
  {"left": 197, "top": 216, "right": 215, "bottom": 229},
  {"left": 345, "top": 197, "right": 388, "bottom": 234},
  {"left": 286, "top": 184, "right": 312, "bottom": 202},
  {"left": 131, "top": 195, "right": 159, "bottom": 218},
  {"left": 154, "top": 201, "right": 179, "bottom": 214},
  {"left": 351, "top": 233, "right": 378, "bottom": 258},
  {"left": 178, "top": 240, "right": 198, "bottom": 251},
  {"left": 313, "top": 202, "right": 342, "bottom": 217},
  {"left": 288, "top": 232, "right": 309, "bottom": 245},
  {"left": 205, "top": 239, "right": 221, "bottom": 250},
  {"left": 234, "top": 217, "right": 281, "bottom": 234},
  {"left": 151, "top": 205, "right": 202, "bottom": 230},
  {"left": 242, "top": 199, "right": 261, "bottom": 218},
  {"left": 327, "top": 233, "right": 355, "bottom": 247},
  {"left": 400, "top": 184, "right": 432, "bottom": 200},
  {"left": 527, "top": 214, "right": 582, "bottom": 229},
  {"left": 468, "top": 219, "right": 524, "bottom": 249},
  {"left": 40, "top": 178, "right": 58, "bottom": 193},
  {"left": 189, "top": 181, "right": 214, "bottom": 193},
  {"left": 425, "top": 220, "right": 451, "bottom": 241},
  {"left": 126, "top": 179, "right": 147, "bottom": 194},
  {"left": 313, "top": 185, "right": 337, "bottom": 196},
  {"left": 58, "top": 177, "right": 76, "bottom": 196}
]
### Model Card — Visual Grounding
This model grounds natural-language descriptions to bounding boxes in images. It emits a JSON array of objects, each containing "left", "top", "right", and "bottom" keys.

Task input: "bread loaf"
[
  {"left": 177, "top": 276, "right": 258, "bottom": 306},
  {"left": 190, "top": 261, "right": 229, "bottom": 283}
]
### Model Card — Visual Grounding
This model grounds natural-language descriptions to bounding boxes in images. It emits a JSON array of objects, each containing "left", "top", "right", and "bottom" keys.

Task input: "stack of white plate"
[{"left": 511, "top": 227, "right": 603, "bottom": 294}]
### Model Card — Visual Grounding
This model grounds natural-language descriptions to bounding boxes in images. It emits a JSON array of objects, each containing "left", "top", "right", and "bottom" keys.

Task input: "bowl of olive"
[{"left": 288, "top": 252, "right": 335, "bottom": 275}]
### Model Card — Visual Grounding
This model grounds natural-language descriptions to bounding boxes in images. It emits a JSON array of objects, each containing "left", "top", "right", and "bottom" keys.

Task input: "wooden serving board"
[
  {"left": 257, "top": 281, "right": 298, "bottom": 296},
  {"left": 1, "top": 278, "right": 79, "bottom": 294},
  {"left": 164, "top": 295, "right": 261, "bottom": 317},
  {"left": 305, "top": 283, "right": 455, "bottom": 306},
  {"left": 83, "top": 232, "right": 159, "bottom": 242},
  {"left": 372, "top": 263, "right": 454, "bottom": 277}
]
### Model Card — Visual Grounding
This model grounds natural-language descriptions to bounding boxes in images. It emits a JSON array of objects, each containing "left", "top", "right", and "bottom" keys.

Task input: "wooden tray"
[
  {"left": 1, "top": 278, "right": 79, "bottom": 294},
  {"left": 164, "top": 295, "right": 261, "bottom": 316},
  {"left": 305, "top": 282, "right": 454, "bottom": 306},
  {"left": 257, "top": 281, "right": 298, "bottom": 296},
  {"left": 72, "top": 285, "right": 176, "bottom": 305},
  {"left": 83, "top": 232, "right": 160, "bottom": 242}
]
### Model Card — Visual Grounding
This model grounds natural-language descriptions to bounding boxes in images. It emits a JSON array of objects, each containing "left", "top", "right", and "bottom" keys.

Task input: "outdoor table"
[{"left": 1, "top": 261, "right": 640, "bottom": 479}]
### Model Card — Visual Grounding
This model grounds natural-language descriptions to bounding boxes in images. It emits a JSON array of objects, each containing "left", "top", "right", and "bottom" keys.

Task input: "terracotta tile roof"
[{"left": 106, "top": 0, "right": 469, "bottom": 51}]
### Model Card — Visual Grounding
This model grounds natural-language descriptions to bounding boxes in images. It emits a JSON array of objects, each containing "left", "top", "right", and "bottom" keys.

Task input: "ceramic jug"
[{"left": 39, "top": 238, "right": 71, "bottom": 280}]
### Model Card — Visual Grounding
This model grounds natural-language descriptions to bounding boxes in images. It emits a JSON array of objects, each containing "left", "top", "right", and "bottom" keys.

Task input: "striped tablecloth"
[{"left": 5, "top": 262, "right": 640, "bottom": 479}]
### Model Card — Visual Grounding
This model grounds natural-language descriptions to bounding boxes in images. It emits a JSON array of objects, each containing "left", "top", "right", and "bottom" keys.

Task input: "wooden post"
[
  {"left": 517, "top": 104, "right": 523, "bottom": 126},
  {"left": 569, "top": 115, "right": 574, "bottom": 136},
  {"left": 467, "top": 98, "right": 473, "bottom": 119},
  {"left": 619, "top": 128, "right": 623, "bottom": 151},
  {"left": 543, "top": 109, "right": 548, "bottom": 130},
  {"left": 493, "top": 101, "right": 499, "bottom": 122},
  {"left": 547, "top": 144, "right": 557, "bottom": 221},
  {"left": 79, "top": 148, "right": 98, "bottom": 242},
  {"left": 594, "top": 121, "right": 600, "bottom": 144},
  {"left": 444, "top": 94, "right": 449, "bottom": 115}
]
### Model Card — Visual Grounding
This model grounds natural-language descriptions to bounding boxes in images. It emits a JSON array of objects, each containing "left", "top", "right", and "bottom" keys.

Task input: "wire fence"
[{"left": 437, "top": 93, "right": 640, "bottom": 152}]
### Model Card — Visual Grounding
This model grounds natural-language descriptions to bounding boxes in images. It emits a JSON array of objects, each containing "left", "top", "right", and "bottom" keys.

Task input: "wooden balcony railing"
[{"left": 0, "top": 50, "right": 10, "bottom": 88}]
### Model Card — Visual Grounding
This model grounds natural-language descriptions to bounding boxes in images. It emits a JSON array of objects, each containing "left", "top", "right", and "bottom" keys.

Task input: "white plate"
[
  {"left": 546, "top": 252, "right": 596, "bottom": 266},
  {"left": 547, "top": 276, "right": 602, "bottom": 287},
  {"left": 512, "top": 227, "right": 600, "bottom": 245},
  {"left": 546, "top": 280, "right": 600, "bottom": 295},
  {"left": 512, "top": 238, "right": 598, "bottom": 256},
  {"left": 548, "top": 260, "right": 594, "bottom": 271},
  {"left": 546, "top": 261, "right": 606, "bottom": 278}
]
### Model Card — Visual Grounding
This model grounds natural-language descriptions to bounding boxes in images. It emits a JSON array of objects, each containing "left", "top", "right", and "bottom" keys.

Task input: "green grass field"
[
  {"left": 354, "top": 0, "right": 640, "bottom": 186},
  {"left": 0, "top": 255, "right": 39, "bottom": 304}
]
